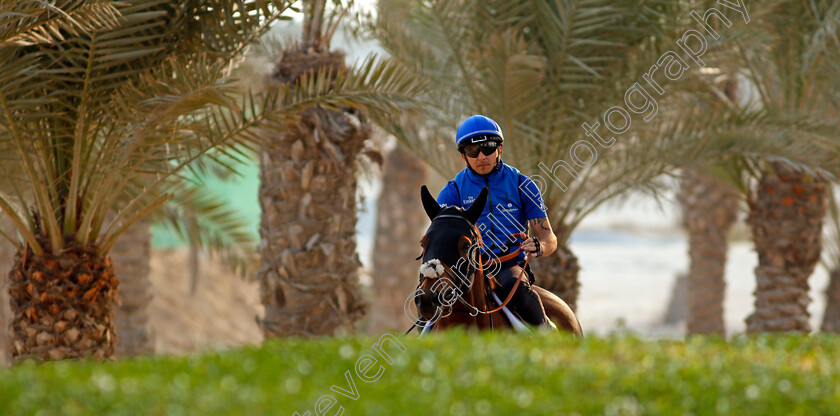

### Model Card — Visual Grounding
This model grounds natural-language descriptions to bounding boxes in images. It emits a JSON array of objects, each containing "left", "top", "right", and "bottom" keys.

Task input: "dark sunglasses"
[{"left": 461, "top": 142, "right": 499, "bottom": 158}]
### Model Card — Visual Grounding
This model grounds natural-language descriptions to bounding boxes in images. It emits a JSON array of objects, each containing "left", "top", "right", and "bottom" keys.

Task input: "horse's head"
[{"left": 414, "top": 185, "right": 488, "bottom": 321}]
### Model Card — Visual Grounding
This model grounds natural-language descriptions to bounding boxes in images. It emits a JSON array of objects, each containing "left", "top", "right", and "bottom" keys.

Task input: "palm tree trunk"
[
  {"left": 110, "top": 220, "right": 154, "bottom": 356},
  {"left": 368, "top": 146, "right": 428, "bottom": 332},
  {"left": 0, "top": 218, "right": 14, "bottom": 365},
  {"left": 679, "top": 169, "right": 739, "bottom": 335},
  {"left": 7, "top": 236, "right": 118, "bottom": 361},
  {"left": 529, "top": 242, "right": 580, "bottom": 311},
  {"left": 821, "top": 268, "right": 840, "bottom": 333},
  {"left": 257, "top": 48, "right": 369, "bottom": 337},
  {"left": 663, "top": 273, "right": 688, "bottom": 325},
  {"left": 746, "top": 163, "right": 827, "bottom": 333},
  {"left": 189, "top": 242, "right": 200, "bottom": 296}
]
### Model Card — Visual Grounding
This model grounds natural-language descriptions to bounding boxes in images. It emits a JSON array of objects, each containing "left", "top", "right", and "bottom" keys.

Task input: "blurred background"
[{"left": 2, "top": 0, "right": 840, "bottom": 364}]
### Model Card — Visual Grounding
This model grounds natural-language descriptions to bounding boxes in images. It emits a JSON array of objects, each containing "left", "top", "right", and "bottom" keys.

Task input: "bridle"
[
  {"left": 413, "top": 214, "right": 479, "bottom": 319},
  {"left": 413, "top": 213, "right": 531, "bottom": 321}
]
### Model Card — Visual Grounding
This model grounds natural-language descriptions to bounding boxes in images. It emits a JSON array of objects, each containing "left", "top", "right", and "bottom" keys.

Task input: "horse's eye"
[
  {"left": 420, "top": 234, "right": 428, "bottom": 248},
  {"left": 459, "top": 237, "right": 471, "bottom": 254}
]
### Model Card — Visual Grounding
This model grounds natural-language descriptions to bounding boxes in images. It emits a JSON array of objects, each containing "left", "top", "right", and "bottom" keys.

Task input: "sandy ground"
[{"left": 148, "top": 248, "right": 263, "bottom": 355}]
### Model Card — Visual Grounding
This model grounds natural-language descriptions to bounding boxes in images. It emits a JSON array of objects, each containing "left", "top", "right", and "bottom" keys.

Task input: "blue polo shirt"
[{"left": 436, "top": 161, "right": 547, "bottom": 263}]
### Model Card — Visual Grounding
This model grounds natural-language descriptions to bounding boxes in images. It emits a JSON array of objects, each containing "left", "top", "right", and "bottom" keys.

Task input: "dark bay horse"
[{"left": 411, "top": 185, "right": 582, "bottom": 336}]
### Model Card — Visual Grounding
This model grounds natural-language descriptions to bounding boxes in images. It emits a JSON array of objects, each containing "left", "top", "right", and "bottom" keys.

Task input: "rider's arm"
[
  {"left": 518, "top": 175, "right": 557, "bottom": 258},
  {"left": 526, "top": 216, "right": 558, "bottom": 258}
]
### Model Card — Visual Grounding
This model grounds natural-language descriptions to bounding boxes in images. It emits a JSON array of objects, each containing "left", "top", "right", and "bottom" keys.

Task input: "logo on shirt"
[
  {"left": 463, "top": 196, "right": 475, "bottom": 206},
  {"left": 499, "top": 204, "right": 519, "bottom": 213}
]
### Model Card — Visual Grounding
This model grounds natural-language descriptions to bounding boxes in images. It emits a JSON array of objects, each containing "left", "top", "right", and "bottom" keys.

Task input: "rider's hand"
[{"left": 520, "top": 236, "right": 542, "bottom": 257}]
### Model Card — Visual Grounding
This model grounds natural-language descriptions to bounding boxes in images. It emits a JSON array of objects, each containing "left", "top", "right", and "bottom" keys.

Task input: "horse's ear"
[
  {"left": 465, "top": 187, "right": 488, "bottom": 224},
  {"left": 420, "top": 185, "right": 441, "bottom": 220}
]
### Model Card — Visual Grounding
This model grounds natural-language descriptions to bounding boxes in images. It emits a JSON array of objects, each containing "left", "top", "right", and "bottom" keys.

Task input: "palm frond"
[
  {"left": 0, "top": 0, "right": 120, "bottom": 46},
  {"left": 0, "top": 0, "right": 299, "bottom": 255}
]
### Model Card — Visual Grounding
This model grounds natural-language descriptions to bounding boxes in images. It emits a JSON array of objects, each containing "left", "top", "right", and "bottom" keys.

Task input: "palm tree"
[
  {"left": 731, "top": 0, "right": 840, "bottom": 333},
  {"left": 656, "top": 80, "right": 840, "bottom": 336},
  {"left": 640, "top": 0, "right": 840, "bottom": 335},
  {"left": 368, "top": 145, "right": 429, "bottom": 332},
  {"left": 0, "top": 0, "right": 304, "bottom": 361},
  {"left": 678, "top": 168, "right": 739, "bottom": 335},
  {"left": 256, "top": 2, "right": 426, "bottom": 337},
  {"left": 110, "top": 220, "right": 154, "bottom": 356},
  {"left": 668, "top": 64, "right": 743, "bottom": 336},
  {"left": 661, "top": 91, "right": 840, "bottom": 335},
  {"left": 0, "top": 0, "right": 421, "bottom": 361},
  {"left": 624, "top": 0, "right": 840, "bottom": 336},
  {"left": 746, "top": 163, "right": 827, "bottom": 333},
  {"left": 820, "top": 190, "right": 840, "bottom": 332},
  {"left": 0, "top": 217, "right": 13, "bottom": 363},
  {"left": 663, "top": 272, "right": 688, "bottom": 325},
  {"left": 823, "top": 266, "right": 840, "bottom": 332}
]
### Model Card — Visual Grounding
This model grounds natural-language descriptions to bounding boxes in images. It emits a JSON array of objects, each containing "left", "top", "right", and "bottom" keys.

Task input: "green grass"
[{"left": 2, "top": 330, "right": 840, "bottom": 415}]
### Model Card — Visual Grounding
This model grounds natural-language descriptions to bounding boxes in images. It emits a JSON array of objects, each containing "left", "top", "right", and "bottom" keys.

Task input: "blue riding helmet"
[{"left": 455, "top": 115, "right": 504, "bottom": 149}]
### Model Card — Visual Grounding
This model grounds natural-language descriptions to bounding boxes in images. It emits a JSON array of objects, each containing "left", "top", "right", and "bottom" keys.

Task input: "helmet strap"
[{"left": 462, "top": 154, "right": 478, "bottom": 175}]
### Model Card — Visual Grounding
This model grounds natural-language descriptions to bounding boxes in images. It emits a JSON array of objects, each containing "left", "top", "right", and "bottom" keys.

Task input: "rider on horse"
[{"left": 435, "top": 115, "right": 559, "bottom": 329}]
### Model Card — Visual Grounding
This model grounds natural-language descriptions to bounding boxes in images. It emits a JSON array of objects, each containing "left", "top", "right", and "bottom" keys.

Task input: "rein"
[
  {"left": 414, "top": 214, "right": 532, "bottom": 321},
  {"left": 454, "top": 254, "right": 530, "bottom": 316}
]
